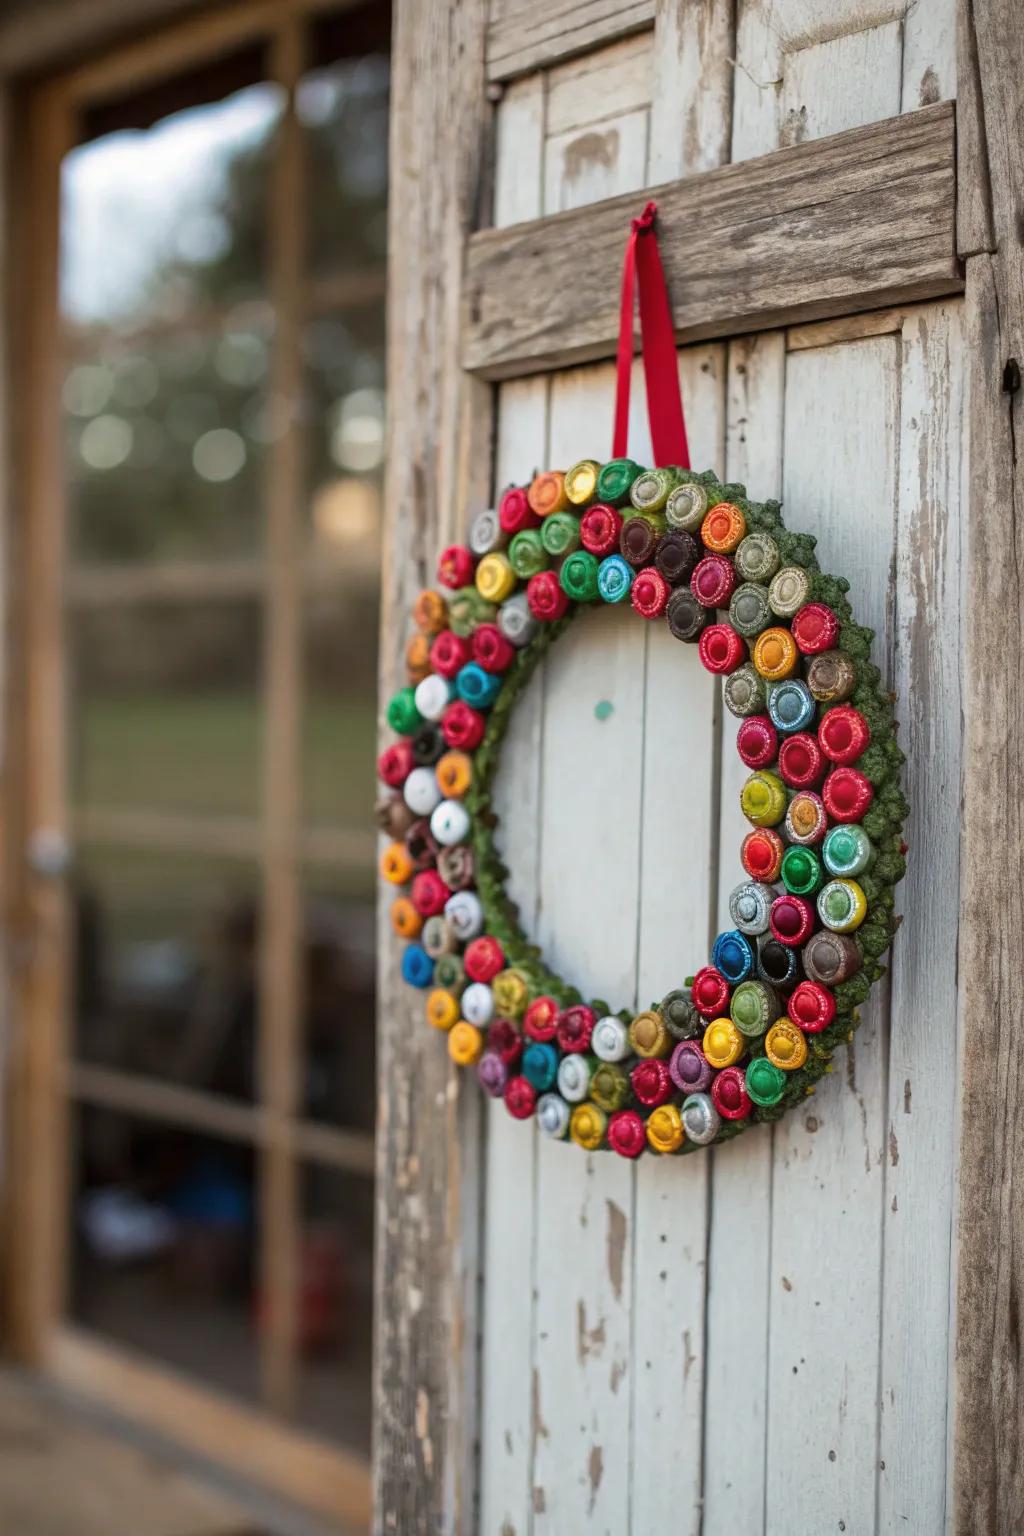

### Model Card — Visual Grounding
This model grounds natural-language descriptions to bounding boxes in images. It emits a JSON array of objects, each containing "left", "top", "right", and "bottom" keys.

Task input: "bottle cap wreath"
[{"left": 377, "top": 204, "right": 907, "bottom": 1157}]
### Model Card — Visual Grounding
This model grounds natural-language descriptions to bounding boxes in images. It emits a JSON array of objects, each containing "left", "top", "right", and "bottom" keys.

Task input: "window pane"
[
  {"left": 304, "top": 309, "right": 385, "bottom": 566},
  {"left": 73, "top": 847, "right": 259, "bottom": 1104},
  {"left": 304, "top": 586, "right": 377, "bottom": 832},
  {"left": 69, "top": 1106, "right": 260, "bottom": 1408},
  {"left": 71, "top": 599, "right": 262, "bottom": 819},
  {"left": 301, "top": 872, "right": 375, "bottom": 1128}
]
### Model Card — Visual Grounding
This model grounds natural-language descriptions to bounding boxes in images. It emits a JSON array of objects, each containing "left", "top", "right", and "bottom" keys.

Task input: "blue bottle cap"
[
  {"left": 455, "top": 662, "right": 501, "bottom": 709},
  {"left": 711, "top": 929, "right": 756, "bottom": 983},
  {"left": 401, "top": 942, "right": 435, "bottom": 988},
  {"left": 597, "top": 553, "right": 635, "bottom": 604},
  {"left": 522, "top": 1040, "right": 559, "bottom": 1091},
  {"left": 767, "top": 678, "right": 816, "bottom": 734}
]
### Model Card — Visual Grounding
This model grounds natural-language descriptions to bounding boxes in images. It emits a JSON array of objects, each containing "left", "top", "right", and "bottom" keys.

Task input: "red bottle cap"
[
  {"left": 526, "top": 569, "right": 570, "bottom": 621},
  {"left": 465, "top": 936, "right": 505, "bottom": 983},
  {"left": 488, "top": 1018, "right": 523, "bottom": 1065},
  {"left": 378, "top": 741, "right": 415, "bottom": 788},
  {"left": 692, "top": 966, "right": 731, "bottom": 1017},
  {"left": 471, "top": 623, "right": 515, "bottom": 674},
  {"left": 791, "top": 602, "right": 839, "bottom": 655},
  {"left": 441, "top": 700, "right": 486, "bottom": 751},
  {"left": 711, "top": 1066, "right": 752, "bottom": 1120},
  {"left": 556, "top": 1004, "right": 596, "bottom": 1054},
  {"left": 699, "top": 623, "right": 748, "bottom": 674},
  {"left": 437, "top": 545, "right": 475, "bottom": 590},
  {"left": 523, "top": 995, "right": 559, "bottom": 1042},
  {"left": 822, "top": 765, "right": 874, "bottom": 822},
  {"left": 788, "top": 980, "right": 836, "bottom": 1034},
  {"left": 499, "top": 486, "right": 540, "bottom": 535},
  {"left": 777, "top": 731, "right": 825, "bottom": 789},
  {"left": 411, "top": 869, "right": 452, "bottom": 917},
  {"left": 608, "top": 1109, "right": 646, "bottom": 1159},
  {"left": 736, "top": 715, "right": 779, "bottom": 770},
  {"left": 429, "top": 630, "right": 471, "bottom": 679},
  {"left": 769, "top": 893, "right": 816, "bottom": 946},
  {"left": 818, "top": 705, "right": 871, "bottom": 764},
  {"left": 631, "top": 1058, "right": 673, "bottom": 1107},
  {"left": 631, "top": 567, "right": 671, "bottom": 619},
  {"left": 741, "top": 827, "right": 784, "bottom": 882},
  {"left": 504, "top": 1074, "right": 537, "bottom": 1119},
  {"left": 580, "top": 503, "right": 623, "bottom": 557},
  {"left": 691, "top": 553, "right": 736, "bottom": 609}
]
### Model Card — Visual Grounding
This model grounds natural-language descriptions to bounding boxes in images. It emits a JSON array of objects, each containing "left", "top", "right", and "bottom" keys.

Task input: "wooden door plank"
[
  {"left": 462, "top": 104, "right": 961, "bottom": 380},
  {"left": 648, "top": 0, "right": 733, "bottom": 180},
  {"left": 486, "top": 0, "right": 655, "bottom": 83}
]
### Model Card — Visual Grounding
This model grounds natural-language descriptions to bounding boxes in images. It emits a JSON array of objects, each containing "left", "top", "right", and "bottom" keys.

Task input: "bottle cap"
[
  {"left": 557, "top": 1053, "right": 594, "bottom": 1103},
  {"left": 488, "top": 1018, "right": 523, "bottom": 1064},
  {"left": 499, "top": 486, "right": 539, "bottom": 535},
  {"left": 597, "top": 553, "right": 634, "bottom": 604},
  {"left": 822, "top": 766, "right": 874, "bottom": 823},
  {"left": 620, "top": 514, "right": 662, "bottom": 567},
  {"left": 734, "top": 531, "right": 780, "bottom": 584},
  {"left": 527, "top": 570, "right": 570, "bottom": 622},
  {"left": 391, "top": 896, "right": 423, "bottom": 939},
  {"left": 522, "top": 1040, "right": 559, "bottom": 1091},
  {"left": 560, "top": 549, "right": 601, "bottom": 603},
  {"left": 822, "top": 824, "right": 872, "bottom": 877},
  {"left": 767, "top": 678, "right": 816, "bottom": 734},
  {"left": 681, "top": 1092, "right": 721, "bottom": 1144},
  {"left": 468, "top": 508, "right": 507, "bottom": 556},
  {"left": 788, "top": 980, "right": 836, "bottom": 1033},
  {"left": 492, "top": 968, "right": 530, "bottom": 1018},
  {"left": 768, "top": 565, "right": 812, "bottom": 618},
  {"left": 785, "top": 790, "right": 827, "bottom": 846},
  {"left": 791, "top": 602, "right": 839, "bottom": 654},
  {"left": 580, "top": 503, "right": 623, "bottom": 558},
  {"left": 630, "top": 466, "right": 681, "bottom": 514},
  {"left": 712, "top": 929, "right": 756, "bottom": 983},
  {"left": 426, "top": 988, "right": 460, "bottom": 1031},
  {"left": 411, "top": 869, "right": 452, "bottom": 918},
  {"left": 591, "top": 1016, "right": 631, "bottom": 1061},
  {"left": 691, "top": 553, "right": 736, "bottom": 609},
  {"left": 745, "top": 1056, "right": 787, "bottom": 1107},
  {"left": 781, "top": 844, "right": 823, "bottom": 896},
  {"left": 456, "top": 662, "right": 501, "bottom": 710},
  {"left": 524, "top": 995, "right": 559, "bottom": 1042},
  {"left": 700, "top": 623, "right": 748, "bottom": 674},
  {"left": 436, "top": 751, "right": 472, "bottom": 800},
  {"left": 449, "top": 1021, "right": 484, "bottom": 1066},
  {"left": 376, "top": 790, "right": 416, "bottom": 838},
  {"left": 666, "top": 586, "right": 709, "bottom": 642},
  {"left": 655, "top": 529, "right": 700, "bottom": 586},
  {"left": 753, "top": 627, "right": 799, "bottom": 681},
  {"left": 741, "top": 827, "right": 785, "bottom": 882},
  {"left": 569, "top": 1102, "right": 607, "bottom": 1150},
  {"left": 438, "top": 545, "right": 476, "bottom": 590},
  {"left": 431, "top": 798, "right": 472, "bottom": 847},
  {"left": 465, "top": 936, "right": 505, "bottom": 983},
  {"left": 475, "top": 551, "right": 516, "bottom": 604},
  {"left": 702, "top": 1016, "right": 745, "bottom": 1069},
  {"left": 817, "top": 877, "right": 867, "bottom": 932},
  {"left": 764, "top": 1019, "right": 808, "bottom": 1071},
  {"left": 528, "top": 470, "right": 569, "bottom": 517},
  {"left": 701, "top": 501, "right": 746, "bottom": 553},
  {"left": 596, "top": 458, "right": 642, "bottom": 507},
  {"left": 729, "top": 978, "right": 780, "bottom": 1036},
  {"left": 401, "top": 943, "right": 434, "bottom": 988},
  {"left": 381, "top": 841, "right": 414, "bottom": 885},
  {"left": 736, "top": 714, "right": 778, "bottom": 767},
  {"left": 429, "top": 630, "right": 471, "bottom": 679},
  {"left": 807, "top": 650, "right": 856, "bottom": 703},
  {"left": 448, "top": 586, "right": 496, "bottom": 637},
  {"left": 729, "top": 582, "right": 772, "bottom": 638},
  {"left": 504, "top": 1074, "right": 537, "bottom": 1119},
  {"left": 712, "top": 1066, "right": 752, "bottom": 1119},
  {"left": 724, "top": 663, "right": 767, "bottom": 718},
  {"left": 660, "top": 989, "right": 702, "bottom": 1040},
  {"left": 498, "top": 591, "right": 539, "bottom": 647},
  {"left": 777, "top": 731, "right": 824, "bottom": 789},
  {"left": 670, "top": 1040, "right": 713, "bottom": 1094},
  {"left": 556, "top": 1005, "right": 596, "bottom": 1054},
  {"left": 565, "top": 459, "right": 601, "bottom": 505},
  {"left": 629, "top": 1009, "right": 673, "bottom": 1058},
  {"left": 387, "top": 686, "right": 423, "bottom": 737},
  {"left": 769, "top": 893, "right": 815, "bottom": 946},
  {"left": 537, "top": 1092, "right": 571, "bottom": 1139},
  {"left": 756, "top": 936, "right": 802, "bottom": 990},
  {"left": 630, "top": 1058, "right": 673, "bottom": 1107},
  {"left": 405, "top": 817, "right": 440, "bottom": 871},
  {"left": 437, "top": 842, "right": 474, "bottom": 890},
  {"left": 802, "top": 931, "right": 862, "bottom": 985},
  {"left": 378, "top": 741, "right": 415, "bottom": 789},
  {"left": 403, "top": 766, "right": 442, "bottom": 817},
  {"left": 818, "top": 705, "right": 871, "bottom": 764},
  {"left": 433, "top": 953, "right": 465, "bottom": 993},
  {"left": 728, "top": 881, "right": 774, "bottom": 935},
  {"left": 477, "top": 1052, "right": 509, "bottom": 1097},
  {"left": 509, "top": 528, "right": 549, "bottom": 579},
  {"left": 413, "top": 588, "right": 449, "bottom": 635},
  {"left": 541, "top": 510, "right": 581, "bottom": 558},
  {"left": 740, "top": 770, "right": 787, "bottom": 827},
  {"left": 608, "top": 1110, "right": 647, "bottom": 1158},
  {"left": 461, "top": 981, "right": 494, "bottom": 1026},
  {"left": 415, "top": 674, "right": 454, "bottom": 723},
  {"left": 691, "top": 966, "right": 731, "bottom": 1017},
  {"left": 665, "top": 480, "right": 708, "bottom": 531},
  {"left": 647, "top": 1104, "right": 685, "bottom": 1154},
  {"left": 442, "top": 700, "right": 486, "bottom": 752},
  {"left": 631, "top": 567, "right": 672, "bottom": 620},
  {"left": 406, "top": 633, "right": 433, "bottom": 685},
  {"left": 589, "top": 1061, "right": 631, "bottom": 1112}
]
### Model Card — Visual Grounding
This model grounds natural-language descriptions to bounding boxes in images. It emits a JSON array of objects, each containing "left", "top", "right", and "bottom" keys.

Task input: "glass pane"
[
  {"left": 69, "top": 1106, "right": 260, "bottom": 1407},
  {"left": 301, "top": 872, "right": 376, "bottom": 1127},
  {"left": 304, "top": 309, "right": 385, "bottom": 567},
  {"left": 295, "top": 1163, "right": 373, "bottom": 1454},
  {"left": 71, "top": 599, "right": 262, "bottom": 819},
  {"left": 304, "top": 585, "right": 378, "bottom": 832},
  {"left": 73, "top": 847, "right": 259, "bottom": 1103}
]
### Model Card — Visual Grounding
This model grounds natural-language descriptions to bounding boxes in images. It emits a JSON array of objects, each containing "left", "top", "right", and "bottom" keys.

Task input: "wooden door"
[{"left": 377, "top": 2, "right": 1023, "bottom": 1532}]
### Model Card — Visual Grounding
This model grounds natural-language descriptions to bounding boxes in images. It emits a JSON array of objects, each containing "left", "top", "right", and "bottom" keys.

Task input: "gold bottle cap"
[
  {"left": 646, "top": 1104, "right": 685, "bottom": 1154},
  {"left": 764, "top": 1019, "right": 809, "bottom": 1071}
]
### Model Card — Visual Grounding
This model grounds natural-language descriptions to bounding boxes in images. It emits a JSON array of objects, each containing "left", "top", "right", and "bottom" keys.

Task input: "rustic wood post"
[
  {"left": 373, "top": 2, "right": 493, "bottom": 1531},
  {"left": 954, "top": 1, "right": 1024, "bottom": 1529}
]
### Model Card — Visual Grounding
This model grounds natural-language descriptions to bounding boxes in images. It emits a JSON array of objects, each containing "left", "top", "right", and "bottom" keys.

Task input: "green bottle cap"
[
  {"left": 590, "top": 1061, "right": 631, "bottom": 1112},
  {"left": 387, "top": 686, "right": 422, "bottom": 736},
  {"left": 822, "top": 824, "right": 872, "bottom": 877},
  {"left": 745, "top": 1055, "right": 787, "bottom": 1107},
  {"left": 596, "top": 458, "right": 643, "bottom": 507},
  {"left": 509, "top": 528, "right": 548, "bottom": 578},
  {"left": 660, "top": 989, "right": 702, "bottom": 1040},
  {"left": 781, "top": 845, "right": 823, "bottom": 896},
  {"left": 740, "top": 770, "right": 787, "bottom": 827},
  {"left": 540, "top": 511, "right": 581, "bottom": 558},
  {"left": 734, "top": 532, "right": 780, "bottom": 584},
  {"left": 729, "top": 582, "right": 772, "bottom": 638},
  {"left": 630, "top": 466, "right": 681, "bottom": 514},
  {"left": 560, "top": 549, "right": 600, "bottom": 602},
  {"left": 433, "top": 953, "right": 465, "bottom": 992},
  {"left": 730, "top": 979, "right": 780, "bottom": 1037},
  {"left": 448, "top": 586, "right": 496, "bottom": 637},
  {"left": 723, "top": 663, "right": 767, "bottom": 719}
]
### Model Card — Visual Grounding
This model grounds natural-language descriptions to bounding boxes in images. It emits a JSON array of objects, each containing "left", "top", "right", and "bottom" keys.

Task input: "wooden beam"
[
  {"left": 953, "top": 2, "right": 1024, "bottom": 1531},
  {"left": 462, "top": 102, "right": 962, "bottom": 381},
  {"left": 373, "top": 0, "right": 492, "bottom": 1531},
  {"left": 486, "top": 0, "right": 654, "bottom": 82}
]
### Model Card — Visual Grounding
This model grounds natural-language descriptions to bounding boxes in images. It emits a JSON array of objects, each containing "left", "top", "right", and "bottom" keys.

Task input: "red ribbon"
[{"left": 612, "top": 200, "right": 690, "bottom": 469}]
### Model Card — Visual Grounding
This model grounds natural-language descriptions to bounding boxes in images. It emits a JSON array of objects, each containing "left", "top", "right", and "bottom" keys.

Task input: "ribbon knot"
[{"left": 612, "top": 200, "right": 690, "bottom": 469}]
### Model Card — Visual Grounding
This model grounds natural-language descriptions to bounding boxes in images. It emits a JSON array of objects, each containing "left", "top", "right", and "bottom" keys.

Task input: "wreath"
[{"left": 378, "top": 459, "right": 907, "bottom": 1158}]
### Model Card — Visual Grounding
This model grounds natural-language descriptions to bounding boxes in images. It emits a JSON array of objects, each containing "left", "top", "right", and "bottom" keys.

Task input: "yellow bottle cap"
[
  {"left": 816, "top": 877, "right": 868, "bottom": 933},
  {"left": 390, "top": 896, "right": 422, "bottom": 939},
  {"left": 436, "top": 750, "right": 473, "bottom": 798},
  {"left": 740, "top": 770, "right": 787, "bottom": 827},
  {"left": 764, "top": 1019, "right": 809, "bottom": 1070},
  {"left": 646, "top": 1104, "right": 685, "bottom": 1154},
  {"left": 753, "top": 626, "right": 799, "bottom": 681},
  {"left": 405, "top": 632, "right": 432, "bottom": 685},
  {"left": 628, "top": 1009, "right": 671, "bottom": 1058},
  {"left": 426, "top": 989, "right": 460, "bottom": 1031},
  {"left": 564, "top": 460, "right": 600, "bottom": 505},
  {"left": 570, "top": 1102, "right": 607, "bottom": 1151},
  {"left": 475, "top": 552, "right": 516, "bottom": 604},
  {"left": 380, "top": 841, "right": 414, "bottom": 884},
  {"left": 702, "top": 1016, "right": 745, "bottom": 1069},
  {"left": 492, "top": 968, "right": 529, "bottom": 1019},
  {"left": 448, "top": 1021, "right": 484, "bottom": 1065}
]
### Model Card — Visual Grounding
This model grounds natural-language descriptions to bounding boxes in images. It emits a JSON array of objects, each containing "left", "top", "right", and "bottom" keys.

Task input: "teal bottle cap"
[
  {"left": 781, "top": 844, "right": 823, "bottom": 897},
  {"left": 823, "top": 823, "right": 872, "bottom": 877},
  {"left": 745, "top": 1055, "right": 787, "bottom": 1107}
]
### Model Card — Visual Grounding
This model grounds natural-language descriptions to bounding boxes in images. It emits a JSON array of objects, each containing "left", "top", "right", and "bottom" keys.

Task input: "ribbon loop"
[{"left": 612, "top": 200, "right": 690, "bottom": 470}]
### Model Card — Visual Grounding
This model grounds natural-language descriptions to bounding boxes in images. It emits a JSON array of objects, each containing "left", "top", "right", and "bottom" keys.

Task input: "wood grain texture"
[
  {"left": 486, "top": 0, "right": 655, "bottom": 82},
  {"left": 647, "top": 0, "right": 734, "bottom": 180},
  {"left": 953, "top": 3, "right": 1024, "bottom": 1528},
  {"left": 954, "top": 0, "right": 994, "bottom": 254},
  {"left": 463, "top": 104, "right": 962, "bottom": 379},
  {"left": 373, "top": 2, "right": 493, "bottom": 1531}
]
